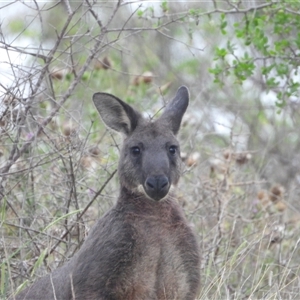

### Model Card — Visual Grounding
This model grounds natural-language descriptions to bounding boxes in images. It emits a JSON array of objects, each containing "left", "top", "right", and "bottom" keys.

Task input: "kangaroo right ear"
[
  {"left": 93, "top": 93, "right": 140, "bottom": 135},
  {"left": 157, "top": 86, "right": 189, "bottom": 135}
]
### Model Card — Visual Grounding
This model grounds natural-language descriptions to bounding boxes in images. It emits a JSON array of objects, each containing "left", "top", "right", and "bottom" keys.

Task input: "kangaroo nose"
[{"left": 144, "top": 175, "right": 170, "bottom": 201}]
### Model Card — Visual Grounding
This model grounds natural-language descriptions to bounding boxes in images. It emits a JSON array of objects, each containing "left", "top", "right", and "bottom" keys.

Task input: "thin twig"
[{"left": 45, "top": 169, "right": 117, "bottom": 260}]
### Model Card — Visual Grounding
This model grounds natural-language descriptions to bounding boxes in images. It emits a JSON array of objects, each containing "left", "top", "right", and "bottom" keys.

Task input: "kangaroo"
[{"left": 14, "top": 86, "right": 200, "bottom": 300}]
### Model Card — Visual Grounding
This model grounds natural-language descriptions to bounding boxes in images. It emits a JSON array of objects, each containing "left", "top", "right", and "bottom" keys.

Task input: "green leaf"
[
  {"left": 137, "top": 10, "right": 144, "bottom": 17},
  {"left": 1, "top": 263, "right": 6, "bottom": 295},
  {"left": 275, "top": 63, "right": 289, "bottom": 77},
  {"left": 215, "top": 47, "right": 228, "bottom": 59},
  {"left": 160, "top": 0, "right": 168, "bottom": 13},
  {"left": 30, "top": 248, "right": 48, "bottom": 277},
  {"left": 261, "top": 64, "right": 275, "bottom": 76},
  {"left": 9, "top": 19, "right": 25, "bottom": 33},
  {"left": 266, "top": 77, "right": 279, "bottom": 89}
]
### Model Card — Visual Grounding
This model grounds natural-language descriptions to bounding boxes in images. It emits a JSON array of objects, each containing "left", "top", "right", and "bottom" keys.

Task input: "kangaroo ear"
[
  {"left": 158, "top": 86, "right": 189, "bottom": 135},
  {"left": 93, "top": 93, "right": 140, "bottom": 135}
]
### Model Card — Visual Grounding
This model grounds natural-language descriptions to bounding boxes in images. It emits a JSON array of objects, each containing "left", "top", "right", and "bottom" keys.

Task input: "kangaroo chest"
[{"left": 122, "top": 205, "right": 193, "bottom": 299}]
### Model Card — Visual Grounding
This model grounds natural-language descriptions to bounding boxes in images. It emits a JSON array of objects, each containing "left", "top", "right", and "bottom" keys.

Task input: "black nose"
[{"left": 144, "top": 175, "right": 170, "bottom": 201}]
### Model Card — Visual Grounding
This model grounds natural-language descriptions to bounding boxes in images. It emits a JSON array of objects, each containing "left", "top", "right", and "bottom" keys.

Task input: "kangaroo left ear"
[
  {"left": 157, "top": 86, "right": 189, "bottom": 135},
  {"left": 93, "top": 92, "right": 141, "bottom": 136}
]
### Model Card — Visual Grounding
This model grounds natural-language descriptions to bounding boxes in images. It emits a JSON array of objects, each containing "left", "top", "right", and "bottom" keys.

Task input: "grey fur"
[{"left": 14, "top": 86, "right": 200, "bottom": 300}]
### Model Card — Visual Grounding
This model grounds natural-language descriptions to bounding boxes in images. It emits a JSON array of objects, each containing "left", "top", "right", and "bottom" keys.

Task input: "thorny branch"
[{"left": 0, "top": 2, "right": 120, "bottom": 192}]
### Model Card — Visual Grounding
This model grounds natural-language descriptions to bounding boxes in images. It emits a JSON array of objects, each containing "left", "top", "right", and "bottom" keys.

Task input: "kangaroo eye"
[
  {"left": 169, "top": 145, "right": 177, "bottom": 155},
  {"left": 131, "top": 146, "right": 141, "bottom": 156}
]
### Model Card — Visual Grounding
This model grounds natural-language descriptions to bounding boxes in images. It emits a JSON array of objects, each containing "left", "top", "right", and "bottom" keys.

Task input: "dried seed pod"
[
  {"left": 223, "top": 149, "right": 231, "bottom": 160},
  {"left": 186, "top": 152, "right": 200, "bottom": 167},
  {"left": 89, "top": 145, "right": 100, "bottom": 157},
  {"left": 94, "top": 57, "right": 112, "bottom": 70},
  {"left": 209, "top": 158, "right": 227, "bottom": 175},
  {"left": 269, "top": 184, "right": 284, "bottom": 203},
  {"left": 101, "top": 57, "right": 111, "bottom": 70},
  {"left": 50, "top": 68, "right": 66, "bottom": 80},
  {"left": 275, "top": 201, "right": 286, "bottom": 212},
  {"left": 133, "top": 71, "right": 154, "bottom": 85},
  {"left": 257, "top": 190, "right": 267, "bottom": 201},
  {"left": 80, "top": 156, "right": 93, "bottom": 169},
  {"left": 257, "top": 190, "right": 270, "bottom": 208},
  {"left": 180, "top": 151, "right": 188, "bottom": 162},
  {"left": 0, "top": 119, "right": 6, "bottom": 128},
  {"left": 235, "top": 153, "right": 252, "bottom": 165},
  {"left": 80, "top": 156, "right": 98, "bottom": 171},
  {"left": 62, "top": 121, "right": 76, "bottom": 137},
  {"left": 141, "top": 71, "right": 153, "bottom": 84},
  {"left": 223, "top": 149, "right": 252, "bottom": 165}
]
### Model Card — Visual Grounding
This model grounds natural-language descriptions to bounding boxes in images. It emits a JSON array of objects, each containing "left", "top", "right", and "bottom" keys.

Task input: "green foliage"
[
  {"left": 1, "top": 262, "right": 8, "bottom": 298},
  {"left": 8, "top": 19, "right": 25, "bottom": 33},
  {"left": 136, "top": 5, "right": 155, "bottom": 19},
  {"left": 210, "top": 2, "right": 300, "bottom": 107},
  {"left": 188, "top": 8, "right": 202, "bottom": 18},
  {"left": 30, "top": 249, "right": 48, "bottom": 277},
  {"left": 160, "top": 0, "right": 168, "bottom": 13},
  {"left": 219, "top": 13, "right": 227, "bottom": 35},
  {"left": 8, "top": 18, "right": 37, "bottom": 38}
]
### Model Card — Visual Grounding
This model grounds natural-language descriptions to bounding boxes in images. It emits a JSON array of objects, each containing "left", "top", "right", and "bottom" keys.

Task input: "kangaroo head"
[{"left": 93, "top": 86, "right": 189, "bottom": 201}]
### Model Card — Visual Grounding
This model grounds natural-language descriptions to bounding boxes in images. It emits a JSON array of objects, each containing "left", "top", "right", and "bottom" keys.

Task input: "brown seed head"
[
  {"left": 62, "top": 121, "right": 76, "bottom": 137},
  {"left": 50, "top": 68, "right": 65, "bottom": 80},
  {"left": 236, "top": 153, "right": 252, "bottom": 165},
  {"left": 186, "top": 152, "right": 200, "bottom": 167},
  {"left": 94, "top": 57, "right": 112, "bottom": 70},
  {"left": 257, "top": 190, "right": 267, "bottom": 201},
  {"left": 89, "top": 145, "right": 100, "bottom": 157},
  {"left": 80, "top": 156, "right": 93, "bottom": 169},
  {"left": 275, "top": 201, "right": 286, "bottom": 212},
  {"left": 269, "top": 184, "right": 284, "bottom": 203},
  {"left": 133, "top": 71, "right": 154, "bottom": 86},
  {"left": 223, "top": 149, "right": 231, "bottom": 160}
]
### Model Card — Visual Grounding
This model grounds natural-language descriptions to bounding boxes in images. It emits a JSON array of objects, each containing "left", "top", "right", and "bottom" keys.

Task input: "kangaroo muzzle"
[{"left": 144, "top": 175, "right": 170, "bottom": 201}]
